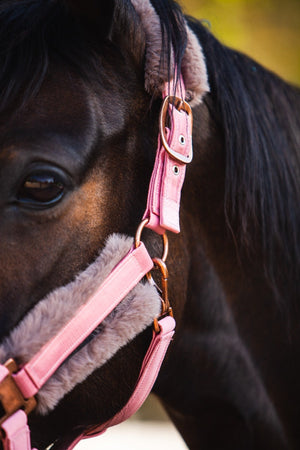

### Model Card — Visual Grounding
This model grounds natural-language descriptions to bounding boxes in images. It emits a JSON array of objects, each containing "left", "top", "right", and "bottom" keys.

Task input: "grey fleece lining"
[
  {"left": 131, "top": 0, "right": 210, "bottom": 105},
  {"left": 0, "top": 234, "right": 161, "bottom": 414}
]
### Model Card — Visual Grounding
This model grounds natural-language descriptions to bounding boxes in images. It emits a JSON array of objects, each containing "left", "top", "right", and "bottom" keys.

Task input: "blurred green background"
[{"left": 181, "top": 0, "right": 300, "bottom": 85}]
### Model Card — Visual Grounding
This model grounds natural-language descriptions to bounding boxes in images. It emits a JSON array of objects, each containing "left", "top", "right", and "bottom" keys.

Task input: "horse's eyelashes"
[{"left": 17, "top": 171, "right": 66, "bottom": 208}]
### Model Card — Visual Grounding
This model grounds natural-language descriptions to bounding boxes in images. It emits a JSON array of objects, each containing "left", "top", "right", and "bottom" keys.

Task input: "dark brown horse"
[{"left": 0, "top": 0, "right": 299, "bottom": 449}]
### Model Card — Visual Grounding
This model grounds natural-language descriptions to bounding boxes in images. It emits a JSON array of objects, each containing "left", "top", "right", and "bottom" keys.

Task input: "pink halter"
[{"left": 0, "top": 77, "right": 193, "bottom": 450}]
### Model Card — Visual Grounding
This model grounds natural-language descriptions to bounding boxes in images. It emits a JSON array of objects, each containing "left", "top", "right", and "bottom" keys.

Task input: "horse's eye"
[{"left": 17, "top": 171, "right": 65, "bottom": 207}]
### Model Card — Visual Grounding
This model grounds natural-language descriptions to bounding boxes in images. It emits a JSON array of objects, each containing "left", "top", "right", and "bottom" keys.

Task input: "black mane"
[
  {"left": 188, "top": 19, "right": 300, "bottom": 306},
  {"left": 144, "top": 1, "right": 300, "bottom": 306},
  {"left": 147, "top": 1, "right": 300, "bottom": 306}
]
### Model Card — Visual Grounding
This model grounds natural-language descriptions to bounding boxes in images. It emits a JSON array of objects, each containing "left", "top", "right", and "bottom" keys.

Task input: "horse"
[{"left": 0, "top": 0, "right": 299, "bottom": 449}]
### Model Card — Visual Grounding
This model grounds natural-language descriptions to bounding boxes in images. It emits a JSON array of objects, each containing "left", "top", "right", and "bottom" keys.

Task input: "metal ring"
[
  {"left": 134, "top": 218, "right": 149, "bottom": 249},
  {"left": 161, "top": 233, "right": 169, "bottom": 262},
  {"left": 134, "top": 219, "right": 169, "bottom": 262}
]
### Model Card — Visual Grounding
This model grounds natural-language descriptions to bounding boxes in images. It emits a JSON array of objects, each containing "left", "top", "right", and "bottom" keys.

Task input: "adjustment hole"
[
  {"left": 173, "top": 166, "right": 180, "bottom": 175},
  {"left": 179, "top": 135, "right": 186, "bottom": 145}
]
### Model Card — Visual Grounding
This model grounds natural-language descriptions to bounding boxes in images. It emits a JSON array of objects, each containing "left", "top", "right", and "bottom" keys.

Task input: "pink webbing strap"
[
  {"left": 13, "top": 243, "right": 153, "bottom": 399},
  {"left": 67, "top": 315, "right": 176, "bottom": 449},
  {"left": 0, "top": 367, "right": 33, "bottom": 450},
  {"left": 1, "top": 411, "right": 33, "bottom": 450},
  {"left": 102, "top": 315, "right": 175, "bottom": 429},
  {"left": 0, "top": 364, "right": 8, "bottom": 384},
  {"left": 143, "top": 80, "right": 193, "bottom": 234}
]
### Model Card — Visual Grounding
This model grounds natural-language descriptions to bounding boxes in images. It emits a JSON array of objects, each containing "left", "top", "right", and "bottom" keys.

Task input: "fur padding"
[
  {"left": 0, "top": 234, "right": 161, "bottom": 414},
  {"left": 131, "top": 0, "right": 209, "bottom": 105}
]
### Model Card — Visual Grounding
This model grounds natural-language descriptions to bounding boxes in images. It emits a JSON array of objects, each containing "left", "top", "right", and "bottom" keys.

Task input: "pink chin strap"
[{"left": 0, "top": 77, "right": 193, "bottom": 450}]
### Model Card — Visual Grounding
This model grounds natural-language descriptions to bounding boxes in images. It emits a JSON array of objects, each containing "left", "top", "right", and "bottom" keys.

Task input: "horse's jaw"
[{"left": 0, "top": 234, "right": 161, "bottom": 446}]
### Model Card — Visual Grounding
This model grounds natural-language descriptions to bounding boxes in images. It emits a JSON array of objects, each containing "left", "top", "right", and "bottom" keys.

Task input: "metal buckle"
[
  {"left": 0, "top": 359, "right": 36, "bottom": 426},
  {"left": 134, "top": 220, "right": 173, "bottom": 334},
  {"left": 159, "top": 95, "right": 193, "bottom": 164},
  {"left": 150, "top": 258, "right": 173, "bottom": 334},
  {"left": 134, "top": 219, "right": 173, "bottom": 334}
]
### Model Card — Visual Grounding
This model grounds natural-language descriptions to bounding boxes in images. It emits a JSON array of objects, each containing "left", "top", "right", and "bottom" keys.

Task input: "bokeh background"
[{"left": 183, "top": 0, "right": 300, "bottom": 85}]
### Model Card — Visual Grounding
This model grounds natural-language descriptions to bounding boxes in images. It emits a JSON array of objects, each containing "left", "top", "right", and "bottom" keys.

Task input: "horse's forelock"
[
  {"left": 0, "top": 0, "right": 103, "bottom": 115},
  {"left": 0, "top": 0, "right": 144, "bottom": 115},
  {"left": 0, "top": 0, "right": 209, "bottom": 117}
]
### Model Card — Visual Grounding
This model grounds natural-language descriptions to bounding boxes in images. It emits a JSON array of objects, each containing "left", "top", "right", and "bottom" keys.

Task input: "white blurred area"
[
  {"left": 75, "top": 421, "right": 187, "bottom": 449},
  {"left": 74, "top": 395, "right": 187, "bottom": 449}
]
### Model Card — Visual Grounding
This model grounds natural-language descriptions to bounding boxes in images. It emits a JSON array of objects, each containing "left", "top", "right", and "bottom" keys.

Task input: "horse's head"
[{"left": 0, "top": 1, "right": 210, "bottom": 446}]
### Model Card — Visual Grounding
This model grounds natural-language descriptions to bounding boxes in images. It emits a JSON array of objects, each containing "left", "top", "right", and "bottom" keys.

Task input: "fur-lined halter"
[
  {"left": 0, "top": 235, "right": 161, "bottom": 414},
  {"left": 131, "top": 0, "right": 209, "bottom": 105}
]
